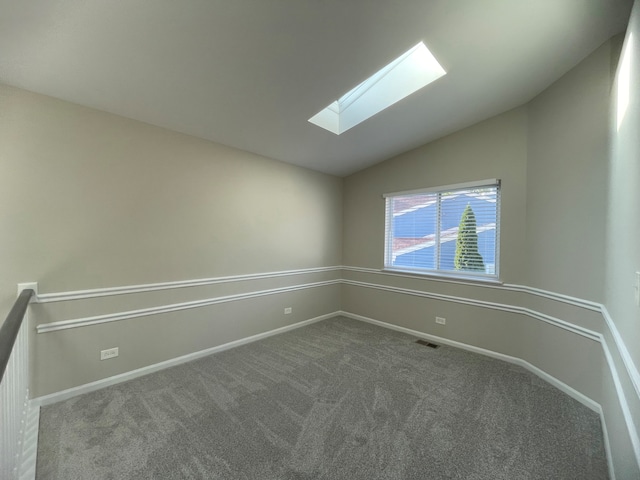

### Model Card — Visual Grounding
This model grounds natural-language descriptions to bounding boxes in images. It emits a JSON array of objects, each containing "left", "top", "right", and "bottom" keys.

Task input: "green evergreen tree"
[{"left": 454, "top": 204, "right": 485, "bottom": 272}]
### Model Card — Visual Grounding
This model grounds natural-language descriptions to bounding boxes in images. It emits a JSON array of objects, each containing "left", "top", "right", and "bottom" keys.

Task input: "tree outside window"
[{"left": 454, "top": 204, "right": 485, "bottom": 272}]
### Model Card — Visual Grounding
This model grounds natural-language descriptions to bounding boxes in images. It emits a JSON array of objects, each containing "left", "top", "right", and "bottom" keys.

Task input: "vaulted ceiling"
[{"left": 0, "top": 0, "right": 633, "bottom": 176}]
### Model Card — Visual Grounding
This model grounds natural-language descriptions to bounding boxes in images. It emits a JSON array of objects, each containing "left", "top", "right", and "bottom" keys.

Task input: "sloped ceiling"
[{"left": 0, "top": 0, "right": 633, "bottom": 176}]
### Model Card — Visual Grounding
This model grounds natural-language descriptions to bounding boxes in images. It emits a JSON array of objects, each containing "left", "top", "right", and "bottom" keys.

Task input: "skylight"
[{"left": 308, "top": 42, "right": 446, "bottom": 135}]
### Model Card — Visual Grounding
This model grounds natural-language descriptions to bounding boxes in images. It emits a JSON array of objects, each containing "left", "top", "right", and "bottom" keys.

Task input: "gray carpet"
[{"left": 36, "top": 317, "right": 608, "bottom": 479}]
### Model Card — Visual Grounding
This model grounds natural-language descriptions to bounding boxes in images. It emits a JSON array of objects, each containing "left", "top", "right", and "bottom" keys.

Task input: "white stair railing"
[{"left": 0, "top": 289, "right": 35, "bottom": 480}]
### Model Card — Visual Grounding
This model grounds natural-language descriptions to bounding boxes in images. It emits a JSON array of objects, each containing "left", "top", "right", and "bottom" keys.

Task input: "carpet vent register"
[{"left": 415, "top": 339, "right": 440, "bottom": 348}]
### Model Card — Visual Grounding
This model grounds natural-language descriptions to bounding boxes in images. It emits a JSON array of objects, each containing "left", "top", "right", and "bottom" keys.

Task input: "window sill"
[{"left": 381, "top": 267, "right": 503, "bottom": 286}]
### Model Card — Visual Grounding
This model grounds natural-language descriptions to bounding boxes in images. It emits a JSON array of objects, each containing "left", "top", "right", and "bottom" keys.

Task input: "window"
[
  {"left": 308, "top": 42, "right": 446, "bottom": 135},
  {"left": 384, "top": 179, "right": 500, "bottom": 280}
]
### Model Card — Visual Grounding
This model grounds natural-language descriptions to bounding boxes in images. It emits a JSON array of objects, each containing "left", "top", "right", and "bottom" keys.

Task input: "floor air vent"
[{"left": 416, "top": 339, "right": 440, "bottom": 348}]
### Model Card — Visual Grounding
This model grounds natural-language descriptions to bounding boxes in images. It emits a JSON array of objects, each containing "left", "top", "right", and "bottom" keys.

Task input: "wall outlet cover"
[{"left": 100, "top": 347, "right": 119, "bottom": 360}]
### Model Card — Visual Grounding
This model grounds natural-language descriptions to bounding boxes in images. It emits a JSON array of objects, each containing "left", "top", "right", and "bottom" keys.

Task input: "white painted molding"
[
  {"left": 383, "top": 178, "right": 499, "bottom": 198},
  {"left": 342, "top": 279, "right": 601, "bottom": 341},
  {"left": 601, "top": 337, "right": 640, "bottom": 470},
  {"left": 339, "top": 311, "right": 601, "bottom": 413},
  {"left": 343, "top": 265, "right": 639, "bottom": 402},
  {"left": 37, "top": 280, "right": 340, "bottom": 333},
  {"left": 32, "top": 264, "right": 640, "bottom": 464},
  {"left": 601, "top": 305, "right": 640, "bottom": 402},
  {"left": 28, "top": 262, "right": 640, "bottom": 475},
  {"left": 342, "top": 266, "right": 601, "bottom": 311},
  {"left": 506, "top": 283, "right": 601, "bottom": 312},
  {"left": 38, "top": 275, "right": 601, "bottom": 340},
  {"left": 339, "top": 310, "right": 640, "bottom": 474},
  {"left": 36, "top": 266, "right": 341, "bottom": 303},
  {"left": 598, "top": 405, "right": 617, "bottom": 480},
  {"left": 31, "top": 306, "right": 635, "bottom": 476},
  {"left": 341, "top": 310, "right": 640, "bottom": 475},
  {"left": 33, "top": 312, "right": 339, "bottom": 407}
]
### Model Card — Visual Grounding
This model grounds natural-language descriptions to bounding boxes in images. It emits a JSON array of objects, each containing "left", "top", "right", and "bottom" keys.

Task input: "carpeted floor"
[{"left": 36, "top": 316, "right": 608, "bottom": 479}]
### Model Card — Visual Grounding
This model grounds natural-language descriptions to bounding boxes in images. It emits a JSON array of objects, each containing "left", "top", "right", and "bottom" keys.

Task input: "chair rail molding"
[
  {"left": 29, "top": 265, "right": 640, "bottom": 474},
  {"left": 341, "top": 265, "right": 640, "bottom": 473},
  {"left": 36, "top": 266, "right": 342, "bottom": 303}
]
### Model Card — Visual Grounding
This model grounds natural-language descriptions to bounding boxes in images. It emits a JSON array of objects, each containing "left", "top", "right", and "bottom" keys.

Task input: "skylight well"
[{"left": 309, "top": 42, "right": 446, "bottom": 135}]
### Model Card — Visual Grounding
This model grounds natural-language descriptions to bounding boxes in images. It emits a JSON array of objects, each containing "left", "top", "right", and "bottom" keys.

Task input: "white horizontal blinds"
[
  {"left": 386, "top": 192, "right": 438, "bottom": 269},
  {"left": 438, "top": 185, "right": 499, "bottom": 276},
  {"left": 385, "top": 181, "right": 500, "bottom": 278}
]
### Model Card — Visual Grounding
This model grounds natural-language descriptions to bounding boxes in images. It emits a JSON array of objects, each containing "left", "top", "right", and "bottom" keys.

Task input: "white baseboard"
[
  {"left": 343, "top": 266, "right": 639, "bottom": 403},
  {"left": 339, "top": 310, "right": 632, "bottom": 476},
  {"left": 34, "top": 308, "right": 602, "bottom": 412},
  {"left": 338, "top": 310, "right": 601, "bottom": 413},
  {"left": 28, "top": 309, "right": 624, "bottom": 478},
  {"left": 34, "top": 312, "right": 339, "bottom": 407},
  {"left": 598, "top": 404, "right": 617, "bottom": 480},
  {"left": 601, "top": 337, "right": 640, "bottom": 472}
]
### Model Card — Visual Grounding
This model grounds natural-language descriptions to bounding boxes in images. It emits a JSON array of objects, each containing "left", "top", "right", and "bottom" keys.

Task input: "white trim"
[
  {"left": 338, "top": 311, "right": 600, "bottom": 412},
  {"left": 505, "top": 283, "right": 601, "bottom": 312},
  {"left": 382, "top": 178, "right": 499, "bottom": 198},
  {"left": 36, "top": 266, "right": 638, "bottom": 409},
  {"left": 31, "top": 306, "right": 634, "bottom": 476},
  {"left": 601, "top": 305, "right": 640, "bottom": 401},
  {"left": 342, "top": 279, "right": 601, "bottom": 341},
  {"left": 33, "top": 312, "right": 339, "bottom": 407},
  {"left": 601, "top": 337, "right": 640, "bottom": 470},
  {"left": 599, "top": 406, "right": 617, "bottom": 480},
  {"left": 383, "top": 267, "right": 502, "bottom": 285},
  {"left": 350, "top": 265, "right": 505, "bottom": 287},
  {"left": 36, "top": 266, "right": 340, "bottom": 303},
  {"left": 37, "top": 280, "right": 340, "bottom": 333},
  {"left": 343, "top": 266, "right": 600, "bottom": 311},
  {"left": 27, "top": 263, "right": 640, "bottom": 475},
  {"left": 341, "top": 267, "right": 640, "bottom": 474},
  {"left": 339, "top": 310, "right": 640, "bottom": 476},
  {"left": 343, "top": 266, "right": 639, "bottom": 404},
  {"left": 36, "top": 269, "right": 605, "bottom": 342},
  {"left": 343, "top": 269, "right": 640, "bottom": 437}
]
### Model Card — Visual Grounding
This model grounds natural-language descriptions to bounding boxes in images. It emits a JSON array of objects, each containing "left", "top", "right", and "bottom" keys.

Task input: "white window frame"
[{"left": 383, "top": 179, "right": 501, "bottom": 282}]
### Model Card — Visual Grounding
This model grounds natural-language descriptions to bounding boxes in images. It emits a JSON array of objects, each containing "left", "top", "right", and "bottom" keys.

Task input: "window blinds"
[{"left": 384, "top": 180, "right": 500, "bottom": 279}]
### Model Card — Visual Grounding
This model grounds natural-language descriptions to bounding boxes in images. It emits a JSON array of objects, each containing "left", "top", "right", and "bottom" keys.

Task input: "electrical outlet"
[
  {"left": 435, "top": 317, "right": 446, "bottom": 325},
  {"left": 284, "top": 307, "right": 292, "bottom": 314},
  {"left": 100, "top": 347, "right": 119, "bottom": 360}
]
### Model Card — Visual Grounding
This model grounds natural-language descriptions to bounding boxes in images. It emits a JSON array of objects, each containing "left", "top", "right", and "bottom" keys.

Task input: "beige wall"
[
  {"left": 0, "top": 84, "right": 342, "bottom": 296},
  {"left": 526, "top": 40, "right": 613, "bottom": 303},
  {"left": 343, "top": 106, "right": 529, "bottom": 284},
  {"left": 0, "top": 84, "right": 343, "bottom": 396}
]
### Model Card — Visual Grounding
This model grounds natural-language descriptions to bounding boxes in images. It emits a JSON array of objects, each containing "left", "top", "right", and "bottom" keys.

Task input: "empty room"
[{"left": 0, "top": 0, "right": 639, "bottom": 479}]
